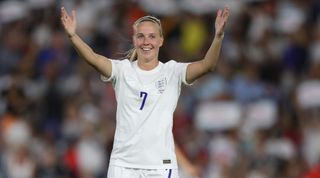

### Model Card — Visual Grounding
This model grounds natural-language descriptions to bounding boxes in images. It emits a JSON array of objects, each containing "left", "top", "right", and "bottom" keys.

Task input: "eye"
[
  {"left": 136, "top": 34, "right": 144, "bottom": 39},
  {"left": 149, "top": 34, "right": 156, "bottom": 39}
]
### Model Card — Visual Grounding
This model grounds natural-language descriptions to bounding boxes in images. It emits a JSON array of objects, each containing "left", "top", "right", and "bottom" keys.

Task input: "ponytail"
[{"left": 127, "top": 48, "right": 137, "bottom": 62}]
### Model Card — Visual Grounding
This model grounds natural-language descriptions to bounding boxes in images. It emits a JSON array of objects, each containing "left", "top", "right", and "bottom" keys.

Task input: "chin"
[
  {"left": 142, "top": 57, "right": 155, "bottom": 62},
  {"left": 139, "top": 54, "right": 155, "bottom": 61}
]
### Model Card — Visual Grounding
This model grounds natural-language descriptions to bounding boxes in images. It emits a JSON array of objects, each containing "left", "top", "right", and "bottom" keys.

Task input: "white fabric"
[
  {"left": 101, "top": 59, "right": 190, "bottom": 169},
  {"left": 195, "top": 101, "right": 241, "bottom": 131},
  {"left": 0, "top": 1, "right": 28, "bottom": 24},
  {"left": 265, "top": 138, "right": 296, "bottom": 160},
  {"left": 77, "top": 138, "right": 106, "bottom": 174},
  {"left": 243, "top": 99, "right": 277, "bottom": 131},
  {"left": 108, "top": 165, "right": 179, "bottom": 178},
  {"left": 275, "top": 1, "right": 306, "bottom": 34},
  {"left": 27, "top": 0, "right": 53, "bottom": 9},
  {"left": 138, "top": 0, "right": 179, "bottom": 16},
  {"left": 296, "top": 80, "right": 320, "bottom": 109},
  {"left": 6, "top": 150, "right": 35, "bottom": 178},
  {"left": 303, "top": 128, "right": 320, "bottom": 167},
  {"left": 180, "top": 0, "right": 243, "bottom": 15},
  {"left": 4, "top": 120, "right": 31, "bottom": 148}
]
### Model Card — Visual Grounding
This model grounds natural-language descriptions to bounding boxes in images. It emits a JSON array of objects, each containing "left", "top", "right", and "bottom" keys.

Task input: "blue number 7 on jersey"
[{"left": 139, "top": 91, "right": 148, "bottom": 110}]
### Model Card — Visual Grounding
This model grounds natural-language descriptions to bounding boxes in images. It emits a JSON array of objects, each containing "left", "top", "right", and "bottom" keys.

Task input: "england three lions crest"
[{"left": 155, "top": 77, "right": 167, "bottom": 94}]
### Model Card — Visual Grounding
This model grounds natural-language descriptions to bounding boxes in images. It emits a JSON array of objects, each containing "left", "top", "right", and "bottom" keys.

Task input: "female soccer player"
[{"left": 61, "top": 6, "right": 229, "bottom": 178}]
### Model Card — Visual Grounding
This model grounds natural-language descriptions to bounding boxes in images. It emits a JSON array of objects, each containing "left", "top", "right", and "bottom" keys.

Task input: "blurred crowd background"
[{"left": 1, "top": 0, "right": 320, "bottom": 178}]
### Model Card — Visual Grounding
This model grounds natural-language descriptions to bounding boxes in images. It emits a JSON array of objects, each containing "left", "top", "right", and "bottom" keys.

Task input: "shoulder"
[
  {"left": 162, "top": 60, "right": 179, "bottom": 68},
  {"left": 163, "top": 60, "right": 189, "bottom": 69},
  {"left": 163, "top": 60, "right": 177, "bottom": 65},
  {"left": 111, "top": 58, "right": 132, "bottom": 69},
  {"left": 112, "top": 58, "right": 130, "bottom": 64}
]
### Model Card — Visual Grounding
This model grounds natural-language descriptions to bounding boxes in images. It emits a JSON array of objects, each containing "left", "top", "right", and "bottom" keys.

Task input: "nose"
[{"left": 143, "top": 37, "right": 150, "bottom": 45}]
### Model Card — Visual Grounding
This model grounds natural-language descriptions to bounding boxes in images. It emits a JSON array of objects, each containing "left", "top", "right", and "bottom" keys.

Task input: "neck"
[{"left": 137, "top": 58, "right": 159, "bottom": 71}]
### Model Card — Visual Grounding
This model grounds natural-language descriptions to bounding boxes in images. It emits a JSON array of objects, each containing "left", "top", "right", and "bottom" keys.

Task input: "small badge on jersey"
[
  {"left": 163, "top": 159, "right": 171, "bottom": 164},
  {"left": 155, "top": 77, "right": 167, "bottom": 94}
]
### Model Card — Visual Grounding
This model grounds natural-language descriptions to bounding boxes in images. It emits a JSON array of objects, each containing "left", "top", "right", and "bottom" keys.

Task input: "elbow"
[
  {"left": 201, "top": 59, "right": 215, "bottom": 73},
  {"left": 204, "top": 55, "right": 220, "bottom": 72},
  {"left": 210, "top": 64, "right": 217, "bottom": 72}
]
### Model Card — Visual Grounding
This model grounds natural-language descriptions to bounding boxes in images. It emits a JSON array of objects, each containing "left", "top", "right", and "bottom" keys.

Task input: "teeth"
[{"left": 142, "top": 48, "right": 151, "bottom": 51}]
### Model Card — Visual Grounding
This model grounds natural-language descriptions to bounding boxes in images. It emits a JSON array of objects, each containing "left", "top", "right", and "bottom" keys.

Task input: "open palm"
[
  {"left": 215, "top": 7, "right": 230, "bottom": 37},
  {"left": 60, "top": 7, "right": 76, "bottom": 37}
]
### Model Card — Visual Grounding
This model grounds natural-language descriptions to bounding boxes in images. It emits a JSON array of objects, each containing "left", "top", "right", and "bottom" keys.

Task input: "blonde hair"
[{"left": 127, "top": 15, "right": 163, "bottom": 62}]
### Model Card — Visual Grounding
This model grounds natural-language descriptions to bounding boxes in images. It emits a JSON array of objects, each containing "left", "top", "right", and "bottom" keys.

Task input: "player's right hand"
[{"left": 60, "top": 7, "right": 76, "bottom": 38}]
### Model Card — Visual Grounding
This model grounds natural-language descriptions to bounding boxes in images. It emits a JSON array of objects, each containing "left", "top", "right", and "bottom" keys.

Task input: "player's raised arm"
[
  {"left": 60, "top": 7, "right": 112, "bottom": 78},
  {"left": 186, "top": 6, "right": 230, "bottom": 83}
]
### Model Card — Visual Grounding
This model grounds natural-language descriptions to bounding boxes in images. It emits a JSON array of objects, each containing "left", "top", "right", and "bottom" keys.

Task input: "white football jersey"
[{"left": 101, "top": 59, "right": 190, "bottom": 169}]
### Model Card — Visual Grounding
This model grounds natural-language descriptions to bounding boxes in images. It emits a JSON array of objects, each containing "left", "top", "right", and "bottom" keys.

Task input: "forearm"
[
  {"left": 202, "top": 34, "right": 224, "bottom": 72},
  {"left": 185, "top": 35, "right": 224, "bottom": 83},
  {"left": 70, "top": 34, "right": 99, "bottom": 65},
  {"left": 176, "top": 145, "right": 200, "bottom": 177},
  {"left": 176, "top": 145, "right": 190, "bottom": 168},
  {"left": 61, "top": 7, "right": 111, "bottom": 77},
  {"left": 69, "top": 34, "right": 111, "bottom": 77}
]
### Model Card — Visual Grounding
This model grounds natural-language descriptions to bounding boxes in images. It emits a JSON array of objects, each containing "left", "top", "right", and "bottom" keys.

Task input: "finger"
[
  {"left": 60, "top": 17, "right": 66, "bottom": 25},
  {"left": 61, "top": 7, "right": 66, "bottom": 16},
  {"left": 61, "top": 7, "right": 64, "bottom": 17},
  {"left": 71, "top": 10, "right": 76, "bottom": 22},
  {"left": 222, "top": 7, "right": 230, "bottom": 21},
  {"left": 224, "top": 7, "right": 230, "bottom": 16},
  {"left": 217, "top": 9, "right": 222, "bottom": 18},
  {"left": 61, "top": 7, "right": 70, "bottom": 19}
]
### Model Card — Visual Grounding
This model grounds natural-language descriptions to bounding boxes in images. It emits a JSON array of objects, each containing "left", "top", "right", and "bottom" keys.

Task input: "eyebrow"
[{"left": 135, "top": 32, "right": 157, "bottom": 36}]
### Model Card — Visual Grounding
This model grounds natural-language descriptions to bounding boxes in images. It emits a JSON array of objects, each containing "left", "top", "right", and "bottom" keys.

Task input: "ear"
[
  {"left": 132, "top": 35, "right": 137, "bottom": 47},
  {"left": 159, "top": 36, "right": 164, "bottom": 47}
]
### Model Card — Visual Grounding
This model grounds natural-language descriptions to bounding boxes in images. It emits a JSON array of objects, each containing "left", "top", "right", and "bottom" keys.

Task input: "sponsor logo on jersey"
[{"left": 163, "top": 159, "right": 171, "bottom": 164}]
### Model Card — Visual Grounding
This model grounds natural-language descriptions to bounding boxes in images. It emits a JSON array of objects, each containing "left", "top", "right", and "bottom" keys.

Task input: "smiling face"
[{"left": 133, "top": 20, "right": 164, "bottom": 63}]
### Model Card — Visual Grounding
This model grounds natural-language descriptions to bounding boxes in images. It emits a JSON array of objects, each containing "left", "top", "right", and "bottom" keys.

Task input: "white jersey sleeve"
[
  {"left": 100, "top": 59, "right": 123, "bottom": 84},
  {"left": 172, "top": 61, "right": 192, "bottom": 86}
]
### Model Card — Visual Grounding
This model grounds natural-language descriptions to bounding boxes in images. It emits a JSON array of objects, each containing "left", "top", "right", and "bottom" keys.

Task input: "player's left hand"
[{"left": 215, "top": 6, "right": 230, "bottom": 38}]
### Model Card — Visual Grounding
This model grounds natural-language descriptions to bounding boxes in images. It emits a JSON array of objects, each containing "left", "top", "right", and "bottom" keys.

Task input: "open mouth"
[{"left": 141, "top": 47, "right": 152, "bottom": 51}]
